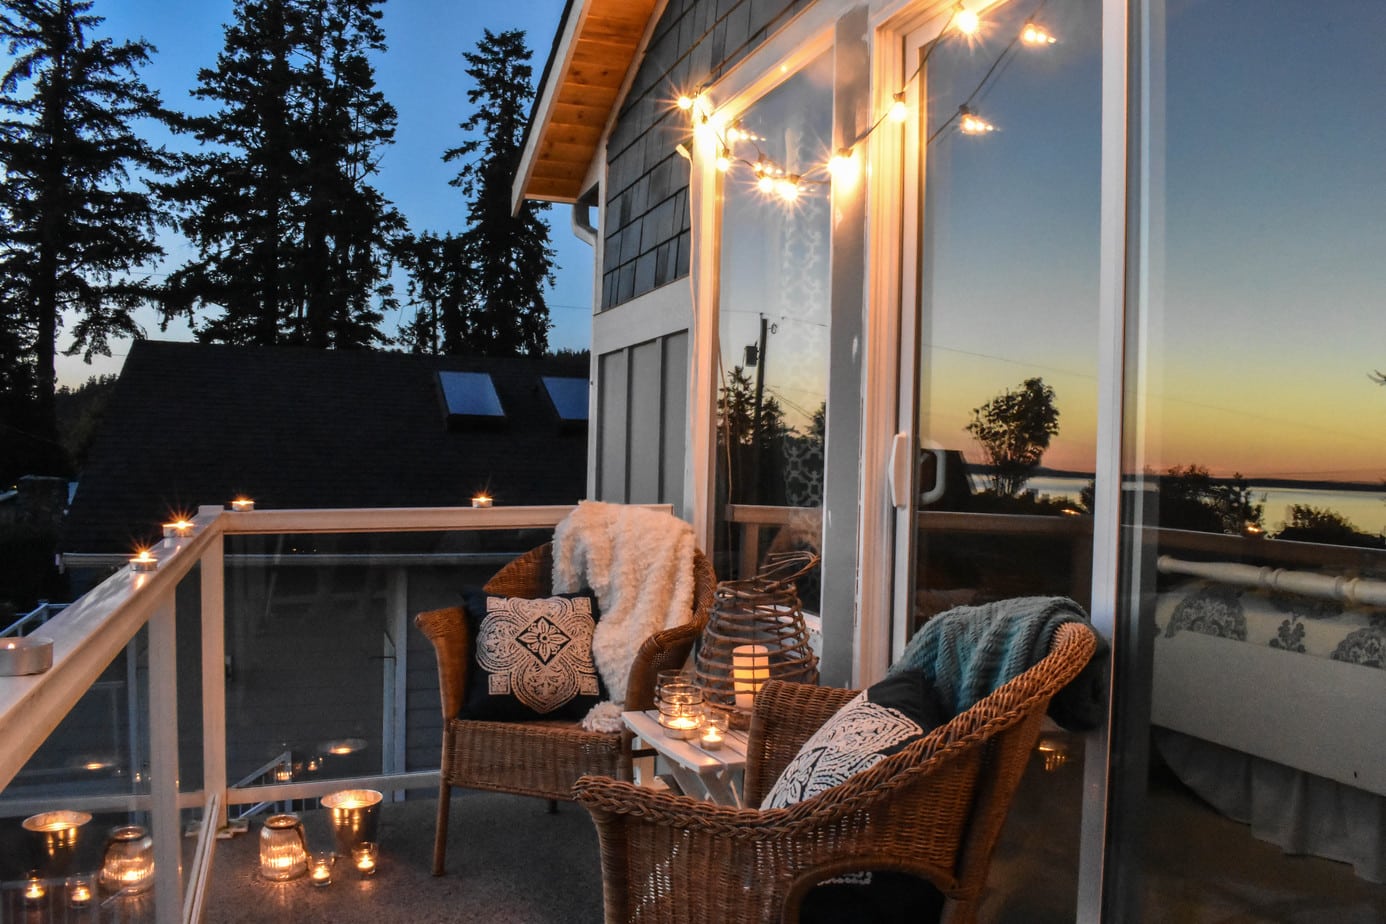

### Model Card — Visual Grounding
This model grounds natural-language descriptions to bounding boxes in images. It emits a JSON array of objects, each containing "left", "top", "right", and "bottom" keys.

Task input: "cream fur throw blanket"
[{"left": 552, "top": 501, "right": 696, "bottom": 732}]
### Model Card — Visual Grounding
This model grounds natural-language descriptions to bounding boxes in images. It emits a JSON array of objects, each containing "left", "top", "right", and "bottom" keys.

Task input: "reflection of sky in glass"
[
  {"left": 1150, "top": 0, "right": 1386, "bottom": 483},
  {"left": 921, "top": 0, "right": 1102, "bottom": 473},
  {"left": 922, "top": 0, "right": 1385, "bottom": 491},
  {"left": 718, "top": 52, "right": 834, "bottom": 435}
]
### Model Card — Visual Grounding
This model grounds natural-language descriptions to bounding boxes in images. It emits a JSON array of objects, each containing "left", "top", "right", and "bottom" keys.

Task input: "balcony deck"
[{"left": 203, "top": 793, "right": 603, "bottom": 924}]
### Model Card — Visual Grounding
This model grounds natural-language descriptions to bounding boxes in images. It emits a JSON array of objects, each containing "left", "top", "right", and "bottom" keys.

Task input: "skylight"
[
  {"left": 542, "top": 376, "right": 589, "bottom": 422},
  {"left": 438, "top": 371, "right": 504, "bottom": 418}
]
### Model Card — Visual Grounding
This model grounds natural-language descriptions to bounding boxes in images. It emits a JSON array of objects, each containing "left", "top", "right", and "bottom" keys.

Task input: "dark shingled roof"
[{"left": 61, "top": 340, "right": 589, "bottom": 553}]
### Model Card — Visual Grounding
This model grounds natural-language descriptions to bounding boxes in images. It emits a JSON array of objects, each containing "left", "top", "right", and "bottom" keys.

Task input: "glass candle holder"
[
  {"left": 309, "top": 853, "right": 334, "bottom": 887},
  {"left": 352, "top": 842, "right": 379, "bottom": 877},
  {"left": 258, "top": 814, "right": 308, "bottom": 881},
  {"left": 657, "top": 682, "right": 704, "bottom": 739},
  {"left": 67, "top": 874, "right": 94, "bottom": 909},
  {"left": 23, "top": 874, "right": 46, "bottom": 908},
  {"left": 101, "top": 825, "right": 154, "bottom": 894},
  {"left": 699, "top": 709, "right": 730, "bottom": 750}
]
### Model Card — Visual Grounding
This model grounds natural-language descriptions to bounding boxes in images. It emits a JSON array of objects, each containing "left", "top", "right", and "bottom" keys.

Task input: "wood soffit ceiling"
[{"left": 517, "top": 0, "right": 659, "bottom": 205}]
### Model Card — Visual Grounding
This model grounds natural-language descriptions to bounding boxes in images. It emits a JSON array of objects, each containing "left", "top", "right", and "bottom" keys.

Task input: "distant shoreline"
[{"left": 1011, "top": 468, "right": 1385, "bottom": 495}]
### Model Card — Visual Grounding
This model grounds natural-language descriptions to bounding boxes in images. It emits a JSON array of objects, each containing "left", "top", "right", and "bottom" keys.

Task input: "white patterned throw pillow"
[{"left": 761, "top": 672, "right": 945, "bottom": 809}]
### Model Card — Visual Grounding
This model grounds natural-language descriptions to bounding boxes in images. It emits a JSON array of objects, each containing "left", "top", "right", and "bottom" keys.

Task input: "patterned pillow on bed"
[
  {"left": 761, "top": 672, "right": 946, "bottom": 810},
  {"left": 458, "top": 589, "right": 604, "bottom": 721}
]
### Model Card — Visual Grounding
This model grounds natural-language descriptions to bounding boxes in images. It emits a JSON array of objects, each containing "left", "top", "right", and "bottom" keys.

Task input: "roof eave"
[{"left": 511, "top": 0, "right": 662, "bottom": 213}]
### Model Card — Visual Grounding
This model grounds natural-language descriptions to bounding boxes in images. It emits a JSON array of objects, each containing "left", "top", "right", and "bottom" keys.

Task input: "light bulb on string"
[
  {"left": 827, "top": 147, "right": 859, "bottom": 186},
  {"left": 677, "top": 93, "right": 696, "bottom": 111},
  {"left": 754, "top": 161, "right": 778, "bottom": 194},
  {"left": 957, "top": 105, "right": 995, "bottom": 135},
  {"left": 888, "top": 92, "right": 908, "bottom": 123},
  {"left": 775, "top": 175, "right": 801, "bottom": 202},
  {"left": 953, "top": 6, "right": 981, "bottom": 36},
  {"left": 715, "top": 147, "right": 732, "bottom": 172},
  {"left": 1021, "top": 23, "right": 1057, "bottom": 45}
]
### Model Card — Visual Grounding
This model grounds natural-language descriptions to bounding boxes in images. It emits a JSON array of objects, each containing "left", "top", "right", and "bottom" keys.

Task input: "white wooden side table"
[{"left": 621, "top": 710, "right": 749, "bottom": 807}]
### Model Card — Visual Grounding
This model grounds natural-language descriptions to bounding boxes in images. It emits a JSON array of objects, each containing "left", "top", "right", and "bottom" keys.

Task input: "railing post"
[
  {"left": 148, "top": 592, "right": 181, "bottom": 924},
  {"left": 200, "top": 513, "right": 228, "bottom": 829},
  {"left": 385, "top": 567, "right": 408, "bottom": 801}
]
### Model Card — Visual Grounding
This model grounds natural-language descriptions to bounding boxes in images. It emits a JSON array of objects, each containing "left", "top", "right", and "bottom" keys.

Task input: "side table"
[{"left": 621, "top": 710, "right": 748, "bottom": 807}]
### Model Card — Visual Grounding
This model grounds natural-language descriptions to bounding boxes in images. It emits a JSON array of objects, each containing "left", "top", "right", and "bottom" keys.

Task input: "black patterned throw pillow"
[
  {"left": 761, "top": 671, "right": 946, "bottom": 810},
  {"left": 458, "top": 589, "right": 604, "bottom": 722}
]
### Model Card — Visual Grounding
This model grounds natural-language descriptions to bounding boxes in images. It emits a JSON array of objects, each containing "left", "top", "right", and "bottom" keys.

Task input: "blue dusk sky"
[{"left": 55, "top": 0, "right": 589, "bottom": 386}]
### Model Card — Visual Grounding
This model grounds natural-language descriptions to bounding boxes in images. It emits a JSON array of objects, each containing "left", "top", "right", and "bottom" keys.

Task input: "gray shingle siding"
[{"left": 601, "top": 0, "right": 811, "bottom": 309}]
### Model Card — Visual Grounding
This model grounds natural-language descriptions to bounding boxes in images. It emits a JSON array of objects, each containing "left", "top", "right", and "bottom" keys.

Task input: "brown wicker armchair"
[
  {"left": 415, "top": 541, "right": 717, "bottom": 876},
  {"left": 574, "top": 621, "right": 1097, "bottom": 924}
]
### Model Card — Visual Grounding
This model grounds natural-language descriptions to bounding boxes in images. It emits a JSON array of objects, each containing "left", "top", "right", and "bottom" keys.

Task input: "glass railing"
[{"left": 0, "top": 504, "right": 622, "bottom": 923}]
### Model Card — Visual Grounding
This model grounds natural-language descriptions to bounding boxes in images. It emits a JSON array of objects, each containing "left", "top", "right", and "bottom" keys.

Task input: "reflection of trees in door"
[{"left": 714, "top": 51, "right": 833, "bottom": 607}]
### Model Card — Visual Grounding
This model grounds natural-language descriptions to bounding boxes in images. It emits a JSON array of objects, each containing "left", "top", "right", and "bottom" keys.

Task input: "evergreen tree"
[
  {"left": 0, "top": 0, "right": 172, "bottom": 466},
  {"left": 395, "top": 230, "right": 467, "bottom": 355},
  {"left": 161, "top": 0, "right": 401, "bottom": 348},
  {"left": 444, "top": 28, "right": 554, "bottom": 356}
]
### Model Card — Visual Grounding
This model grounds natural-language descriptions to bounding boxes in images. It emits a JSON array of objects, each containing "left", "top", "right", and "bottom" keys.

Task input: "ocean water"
[{"left": 1023, "top": 475, "right": 1386, "bottom": 536}]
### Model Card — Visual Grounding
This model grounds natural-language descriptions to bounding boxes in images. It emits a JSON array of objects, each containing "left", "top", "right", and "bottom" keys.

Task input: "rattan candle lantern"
[{"left": 694, "top": 551, "right": 819, "bottom": 727}]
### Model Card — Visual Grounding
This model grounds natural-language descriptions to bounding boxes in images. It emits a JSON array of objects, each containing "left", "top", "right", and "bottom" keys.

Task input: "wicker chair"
[
  {"left": 415, "top": 541, "right": 717, "bottom": 876},
  {"left": 574, "top": 621, "right": 1097, "bottom": 924}
]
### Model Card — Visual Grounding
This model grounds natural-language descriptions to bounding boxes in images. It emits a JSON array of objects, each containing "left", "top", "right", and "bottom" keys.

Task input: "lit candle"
[
  {"left": 163, "top": 519, "right": 194, "bottom": 538},
  {"left": 700, "top": 725, "right": 724, "bottom": 750},
  {"left": 67, "top": 877, "right": 93, "bottom": 908},
  {"left": 230, "top": 497, "right": 254, "bottom": 512},
  {"left": 353, "top": 842, "right": 378, "bottom": 876},
  {"left": 732, "top": 644, "right": 771, "bottom": 710},
  {"left": 24, "top": 876, "right": 46, "bottom": 906},
  {"left": 471, "top": 493, "right": 493, "bottom": 508},
  {"left": 310, "top": 855, "right": 333, "bottom": 886},
  {"left": 130, "top": 549, "right": 158, "bottom": 572}
]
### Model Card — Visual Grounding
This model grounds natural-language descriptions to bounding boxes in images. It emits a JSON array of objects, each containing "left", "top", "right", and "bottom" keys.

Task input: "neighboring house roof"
[
  {"left": 60, "top": 340, "right": 589, "bottom": 554},
  {"left": 512, "top": 0, "right": 660, "bottom": 209}
]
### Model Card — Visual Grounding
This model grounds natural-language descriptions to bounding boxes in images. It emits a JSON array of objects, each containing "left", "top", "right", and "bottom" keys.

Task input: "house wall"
[
  {"left": 594, "top": 0, "right": 812, "bottom": 512},
  {"left": 601, "top": 0, "right": 813, "bottom": 311}
]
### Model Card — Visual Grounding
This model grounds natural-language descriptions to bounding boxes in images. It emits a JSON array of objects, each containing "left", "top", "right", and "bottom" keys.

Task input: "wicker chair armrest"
[
  {"left": 624, "top": 620, "right": 705, "bottom": 712},
  {"left": 744, "top": 680, "right": 858, "bottom": 806},
  {"left": 414, "top": 605, "right": 470, "bottom": 719}
]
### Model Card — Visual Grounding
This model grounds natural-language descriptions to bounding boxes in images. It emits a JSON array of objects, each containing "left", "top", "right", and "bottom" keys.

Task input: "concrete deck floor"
[{"left": 202, "top": 793, "right": 603, "bottom": 924}]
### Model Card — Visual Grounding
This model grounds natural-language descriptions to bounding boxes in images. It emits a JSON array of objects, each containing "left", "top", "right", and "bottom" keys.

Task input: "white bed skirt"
[{"left": 1155, "top": 728, "right": 1386, "bottom": 883}]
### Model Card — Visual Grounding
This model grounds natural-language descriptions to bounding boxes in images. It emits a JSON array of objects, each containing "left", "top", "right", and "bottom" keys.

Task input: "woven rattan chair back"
[
  {"left": 575, "top": 620, "right": 1098, "bottom": 923},
  {"left": 415, "top": 541, "right": 716, "bottom": 877}
]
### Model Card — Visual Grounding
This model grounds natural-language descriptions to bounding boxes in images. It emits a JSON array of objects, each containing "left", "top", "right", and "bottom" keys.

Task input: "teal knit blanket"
[{"left": 888, "top": 596, "right": 1107, "bottom": 730}]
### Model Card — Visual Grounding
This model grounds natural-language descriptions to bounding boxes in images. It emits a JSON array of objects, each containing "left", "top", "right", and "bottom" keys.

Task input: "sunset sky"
[
  {"left": 56, "top": 0, "right": 1386, "bottom": 488},
  {"left": 922, "top": 0, "right": 1385, "bottom": 483}
]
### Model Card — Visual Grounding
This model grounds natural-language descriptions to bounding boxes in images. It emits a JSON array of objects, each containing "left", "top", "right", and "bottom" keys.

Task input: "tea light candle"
[
  {"left": 700, "top": 724, "right": 724, "bottom": 750},
  {"left": 471, "top": 493, "right": 493, "bottom": 508},
  {"left": 352, "top": 842, "right": 378, "bottom": 876},
  {"left": 310, "top": 854, "right": 333, "bottom": 886},
  {"left": 130, "top": 549, "right": 158, "bottom": 572},
  {"left": 230, "top": 497, "right": 255, "bottom": 512},
  {"left": 24, "top": 876, "right": 46, "bottom": 907},
  {"left": 67, "top": 876, "right": 93, "bottom": 908},
  {"left": 163, "top": 519, "right": 194, "bottom": 538}
]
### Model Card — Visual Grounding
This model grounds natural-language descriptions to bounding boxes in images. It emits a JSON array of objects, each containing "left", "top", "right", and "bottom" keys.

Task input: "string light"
[
  {"left": 953, "top": 5, "right": 981, "bottom": 36},
  {"left": 888, "top": 92, "right": 909, "bottom": 123},
  {"left": 673, "top": 0, "right": 1062, "bottom": 204},
  {"left": 958, "top": 106, "right": 996, "bottom": 134}
]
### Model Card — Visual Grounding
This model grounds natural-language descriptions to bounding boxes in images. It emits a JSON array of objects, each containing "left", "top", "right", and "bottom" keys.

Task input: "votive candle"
[
  {"left": 352, "top": 842, "right": 378, "bottom": 877},
  {"left": 310, "top": 854, "right": 333, "bottom": 887}
]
